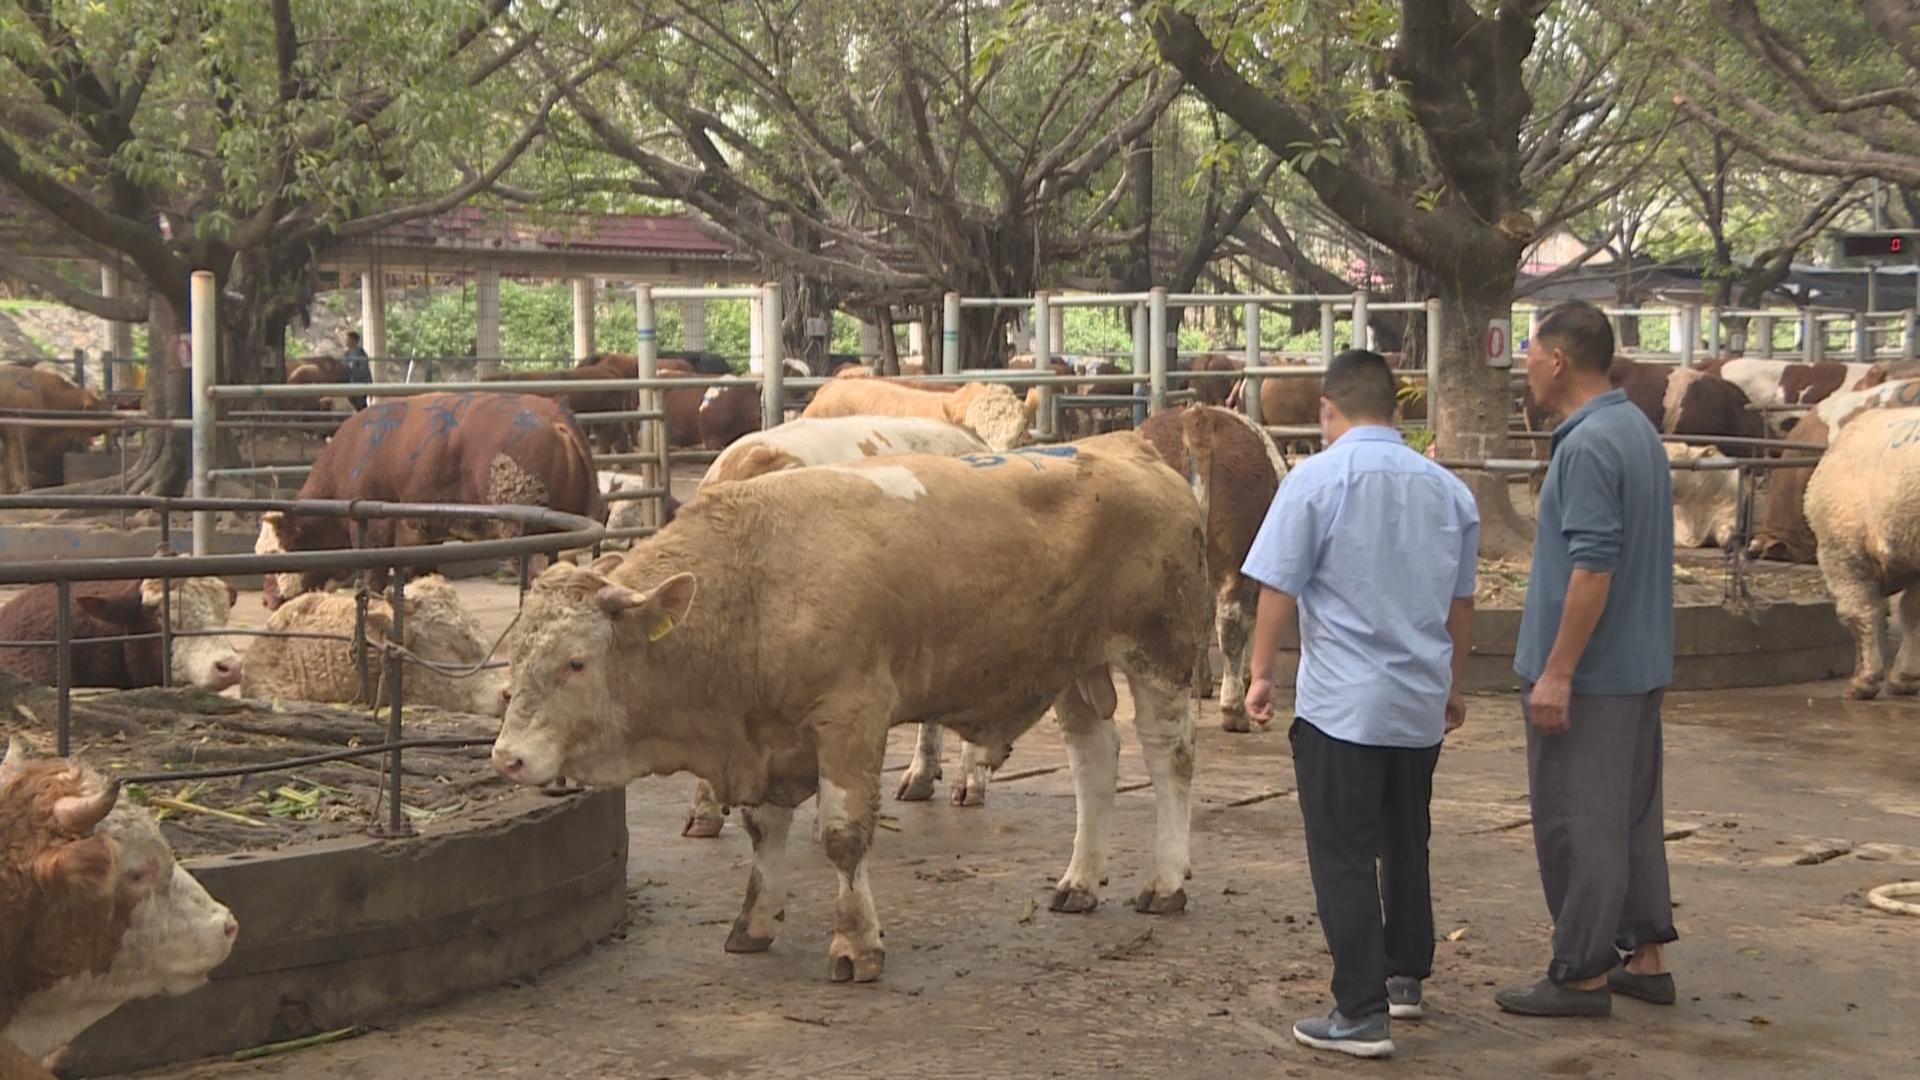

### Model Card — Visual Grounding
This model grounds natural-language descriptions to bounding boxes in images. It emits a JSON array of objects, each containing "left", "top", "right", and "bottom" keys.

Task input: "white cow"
[
  {"left": 1666, "top": 443, "right": 1741, "bottom": 549},
  {"left": 1806, "top": 407, "right": 1920, "bottom": 700}
]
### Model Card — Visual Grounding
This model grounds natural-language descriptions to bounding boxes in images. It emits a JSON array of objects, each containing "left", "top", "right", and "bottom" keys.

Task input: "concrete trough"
[{"left": 61, "top": 788, "right": 629, "bottom": 1077}]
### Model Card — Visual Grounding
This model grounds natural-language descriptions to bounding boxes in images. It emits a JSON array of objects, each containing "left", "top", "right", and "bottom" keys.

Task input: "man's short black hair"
[
  {"left": 1535, "top": 300, "right": 1614, "bottom": 375},
  {"left": 346, "top": 331, "right": 361, "bottom": 342},
  {"left": 1322, "top": 349, "right": 1398, "bottom": 421}
]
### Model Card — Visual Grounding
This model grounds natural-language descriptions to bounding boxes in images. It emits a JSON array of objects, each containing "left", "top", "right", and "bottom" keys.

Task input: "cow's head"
[
  {"left": 490, "top": 558, "right": 697, "bottom": 788},
  {"left": 0, "top": 740, "right": 238, "bottom": 1061},
  {"left": 255, "top": 511, "right": 353, "bottom": 609},
  {"left": 397, "top": 575, "right": 511, "bottom": 719},
  {"left": 73, "top": 578, "right": 242, "bottom": 691}
]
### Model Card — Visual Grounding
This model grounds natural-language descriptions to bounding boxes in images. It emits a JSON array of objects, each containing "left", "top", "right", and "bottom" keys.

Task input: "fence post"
[
  {"left": 1679, "top": 306, "right": 1697, "bottom": 367},
  {"left": 377, "top": 568, "right": 413, "bottom": 838},
  {"left": 1756, "top": 313, "right": 1774, "bottom": 359},
  {"left": 1131, "top": 302, "right": 1149, "bottom": 427},
  {"left": 1241, "top": 301, "right": 1262, "bottom": 425},
  {"left": 635, "top": 284, "right": 661, "bottom": 530},
  {"left": 760, "top": 282, "right": 784, "bottom": 430},
  {"left": 942, "top": 292, "right": 961, "bottom": 375},
  {"left": 1148, "top": 287, "right": 1169, "bottom": 414},
  {"left": 1350, "top": 291, "right": 1369, "bottom": 353},
  {"left": 1802, "top": 309, "right": 1822, "bottom": 363},
  {"left": 190, "top": 270, "right": 216, "bottom": 556},
  {"left": 1706, "top": 307, "right": 1722, "bottom": 357},
  {"left": 1032, "top": 291, "right": 1052, "bottom": 438},
  {"left": 1855, "top": 312, "right": 1871, "bottom": 361},
  {"left": 1425, "top": 297, "right": 1442, "bottom": 425},
  {"left": 1905, "top": 310, "right": 1917, "bottom": 360},
  {"left": 1319, "top": 300, "right": 1337, "bottom": 366}
]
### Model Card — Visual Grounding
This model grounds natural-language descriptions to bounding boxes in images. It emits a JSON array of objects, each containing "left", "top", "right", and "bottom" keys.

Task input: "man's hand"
[
  {"left": 1245, "top": 677, "right": 1276, "bottom": 728},
  {"left": 1527, "top": 672, "right": 1572, "bottom": 735},
  {"left": 1445, "top": 689, "right": 1467, "bottom": 733}
]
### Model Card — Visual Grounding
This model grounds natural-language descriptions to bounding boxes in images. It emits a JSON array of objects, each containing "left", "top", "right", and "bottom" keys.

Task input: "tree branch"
[{"left": 0, "top": 252, "right": 148, "bottom": 321}]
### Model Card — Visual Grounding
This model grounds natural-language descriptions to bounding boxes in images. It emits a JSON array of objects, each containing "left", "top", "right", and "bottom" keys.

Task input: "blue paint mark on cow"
[
  {"left": 1888, "top": 417, "right": 1920, "bottom": 450},
  {"left": 1892, "top": 381, "right": 1920, "bottom": 408},
  {"left": 412, "top": 394, "right": 475, "bottom": 463},
  {"left": 500, "top": 406, "right": 542, "bottom": 447},
  {"left": 351, "top": 401, "right": 410, "bottom": 480},
  {"left": 959, "top": 445, "right": 1080, "bottom": 472}
]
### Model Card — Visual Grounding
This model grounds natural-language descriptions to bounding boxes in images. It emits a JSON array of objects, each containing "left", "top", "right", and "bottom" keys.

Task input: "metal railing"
[{"left": 0, "top": 493, "right": 603, "bottom": 837}]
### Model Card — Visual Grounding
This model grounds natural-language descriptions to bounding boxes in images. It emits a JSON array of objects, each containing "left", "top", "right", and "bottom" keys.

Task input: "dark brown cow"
[
  {"left": 1182, "top": 354, "right": 1243, "bottom": 407},
  {"left": 256, "top": 392, "right": 601, "bottom": 605},
  {"left": 0, "top": 579, "right": 241, "bottom": 692},
  {"left": 694, "top": 385, "right": 762, "bottom": 450},
  {"left": 1778, "top": 361, "right": 1851, "bottom": 406},
  {"left": 1137, "top": 406, "right": 1286, "bottom": 731},
  {"left": 283, "top": 355, "right": 349, "bottom": 413},
  {"left": 1609, "top": 357, "right": 1767, "bottom": 457},
  {"left": 480, "top": 356, "right": 639, "bottom": 455}
]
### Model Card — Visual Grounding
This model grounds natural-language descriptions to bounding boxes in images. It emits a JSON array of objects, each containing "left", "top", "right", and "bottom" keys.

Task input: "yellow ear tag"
[{"left": 646, "top": 615, "right": 675, "bottom": 643}]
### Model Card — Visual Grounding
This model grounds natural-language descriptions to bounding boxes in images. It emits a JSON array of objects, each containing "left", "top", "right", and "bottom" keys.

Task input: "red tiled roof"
[{"left": 373, "top": 206, "right": 738, "bottom": 259}]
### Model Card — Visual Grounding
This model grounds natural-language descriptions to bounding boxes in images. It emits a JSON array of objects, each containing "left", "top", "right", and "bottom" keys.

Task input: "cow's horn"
[{"left": 53, "top": 780, "right": 121, "bottom": 833}]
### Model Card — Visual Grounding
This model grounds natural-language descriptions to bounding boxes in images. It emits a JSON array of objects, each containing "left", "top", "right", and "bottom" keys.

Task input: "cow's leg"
[
  {"left": 817, "top": 716, "right": 889, "bottom": 983},
  {"left": 1049, "top": 682, "right": 1119, "bottom": 913},
  {"left": 0, "top": 430, "right": 27, "bottom": 493},
  {"left": 952, "top": 734, "right": 998, "bottom": 803},
  {"left": 683, "top": 779, "right": 728, "bottom": 838},
  {"left": 894, "top": 722, "right": 942, "bottom": 802},
  {"left": 725, "top": 803, "right": 792, "bottom": 953},
  {"left": 1823, "top": 549, "right": 1888, "bottom": 699},
  {"left": 1129, "top": 675, "right": 1195, "bottom": 914},
  {"left": 1190, "top": 585, "right": 1218, "bottom": 702},
  {"left": 1888, "top": 589, "right": 1920, "bottom": 696},
  {"left": 1217, "top": 575, "right": 1258, "bottom": 733}
]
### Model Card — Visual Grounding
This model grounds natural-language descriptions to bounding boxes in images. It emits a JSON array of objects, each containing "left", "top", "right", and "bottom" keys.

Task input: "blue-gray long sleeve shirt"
[{"left": 1514, "top": 388, "right": 1675, "bottom": 694}]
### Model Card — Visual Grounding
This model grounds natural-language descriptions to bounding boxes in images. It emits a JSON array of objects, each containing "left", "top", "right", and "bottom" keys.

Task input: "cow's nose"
[
  {"left": 223, "top": 917, "right": 239, "bottom": 942},
  {"left": 492, "top": 749, "right": 525, "bottom": 781},
  {"left": 214, "top": 660, "right": 237, "bottom": 677}
]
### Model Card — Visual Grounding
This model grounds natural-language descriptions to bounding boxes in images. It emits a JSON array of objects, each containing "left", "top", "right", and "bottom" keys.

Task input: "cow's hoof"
[
  {"left": 725, "top": 919, "right": 776, "bottom": 954},
  {"left": 682, "top": 813, "right": 726, "bottom": 839},
  {"left": 1192, "top": 683, "right": 1216, "bottom": 701},
  {"left": 1049, "top": 886, "right": 1099, "bottom": 914},
  {"left": 894, "top": 765, "right": 940, "bottom": 802},
  {"left": 1845, "top": 680, "right": 1883, "bottom": 701},
  {"left": 1220, "top": 712, "right": 1251, "bottom": 734},
  {"left": 1134, "top": 887, "right": 1188, "bottom": 915},
  {"left": 949, "top": 783, "right": 986, "bottom": 808},
  {"left": 1886, "top": 677, "right": 1920, "bottom": 697},
  {"left": 828, "top": 947, "right": 885, "bottom": 983}
]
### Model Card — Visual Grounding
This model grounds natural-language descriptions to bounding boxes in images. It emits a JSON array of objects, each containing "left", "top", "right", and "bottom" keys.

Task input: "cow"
[
  {"left": 238, "top": 575, "right": 506, "bottom": 716},
  {"left": 1665, "top": 444, "right": 1741, "bottom": 549},
  {"left": 489, "top": 433, "right": 1210, "bottom": 983},
  {"left": 282, "top": 355, "right": 350, "bottom": 414},
  {"left": 801, "top": 378, "right": 1030, "bottom": 451},
  {"left": 1180, "top": 353, "right": 1244, "bottom": 407},
  {"left": 0, "top": 367, "right": 110, "bottom": 492},
  {"left": 1138, "top": 405, "right": 1287, "bottom": 734},
  {"left": 1709, "top": 358, "right": 1876, "bottom": 411},
  {"left": 677, "top": 415, "right": 993, "bottom": 839},
  {"left": 599, "top": 471, "right": 681, "bottom": 543},
  {"left": 1804, "top": 407, "right": 1920, "bottom": 700},
  {"left": 254, "top": 392, "right": 601, "bottom": 607},
  {"left": 1750, "top": 378, "right": 1920, "bottom": 562},
  {"left": 0, "top": 740, "right": 238, "bottom": 1068},
  {"left": 1854, "top": 358, "right": 1920, "bottom": 389},
  {"left": 0, "top": 579, "right": 241, "bottom": 693},
  {"left": 480, "top": 356, "right": 640, "bottom": 455},
  {"left": 1610, "top": 359, "right": 1769, "bottom": 457}
]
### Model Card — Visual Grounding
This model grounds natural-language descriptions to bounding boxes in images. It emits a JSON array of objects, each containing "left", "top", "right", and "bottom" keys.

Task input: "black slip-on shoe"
[
  {"left": 1495, "top": 977, "right": 1612, "bottom": 1017},
  {"left": 1608, "top": 968, "right": 1677, "bottom": 1005}
]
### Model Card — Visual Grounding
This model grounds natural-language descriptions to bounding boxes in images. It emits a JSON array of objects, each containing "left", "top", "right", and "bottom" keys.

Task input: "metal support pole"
[
  {"left": 1855, "top": 313, "right": 1871, "bottom": 361},
  {"left": 1148, "top": 288, "right": 1169, "bottom": 414},
  {"left": 1802, "top": 310, "right": 1821, "bottom": 362},
  {"left": 1351, "top": 291, "right": 1369, "bottom": 352},
  {"left": 1320, "top": 301, "right": 1337, "bottom": 366},
  {"left": 1425, "top": 296, "right": 1442, "bottom": 424},
  {"left": 190, "top": 270, "right": 216, "bottom": 555},
  {"left": 572, "top": 278, "right": 597, "bottom": 360},
  {"left": 1706, "top": 307, "right": 1722, "bottom": 357},
  {"left": 1131, "top": 302, "right": 1150, "bottom": 427},
  {"left": 760, "top": 282, "right": 784, "bottom": 430},
  {"left": 55, "top": 580, "right": 71, "bottom": 757},
  {"left": 1242, "top": 301, "right": 1262, "bottom": 425},
  {"left": 942, "top": 292, "right": 961, "bottom": 375},
  {"left": 635, "top": 285, "right": 662, "bottom": 530},
  {"left": 1032, "top": 291, "right": 1052, "bottom": 438},
  {"left": 1756, "top": 314, "right": 1775, "bottom": 359},
  {"left": 1905, "top": 310, "right": 1917, "bottom": 360},
  {"left": 1680, "top": 306, "right": 1697, "bottom": 367},
  {"left": 474, "top": 266, "right": 502, "bottom": 377},
  {"left": 377, "top": 568, "right": 413, "bottom": 838}
]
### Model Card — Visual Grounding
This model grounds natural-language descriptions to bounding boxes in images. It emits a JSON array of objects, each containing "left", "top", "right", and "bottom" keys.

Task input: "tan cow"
[
  {"left": 801, "top": 378, "right": 1030, "bottom": 451},
  {"left": 0, "top": 366, "right": 109, "bottom": 492},
  {"left": 1805, "top": 407, "right": 1920, "bottom": 699},
  {"left": 490, "top": 433, "right": 1210, "bottom": 983},
  {"left": 681, "top": 416, "right": 994, "bottom": 837},
  {"left": 1751, "top": 378, "right": 1920, "bottom": 562}
]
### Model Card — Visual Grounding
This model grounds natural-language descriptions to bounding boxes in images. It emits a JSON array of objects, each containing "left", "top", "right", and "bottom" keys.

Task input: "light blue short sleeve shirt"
[{"left": 1242, "top": 426, "right": 1480, "bottom": 749}]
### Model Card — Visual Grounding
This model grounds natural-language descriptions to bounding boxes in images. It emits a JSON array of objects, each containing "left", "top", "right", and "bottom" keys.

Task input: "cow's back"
[
  {"left": 1807, "top": 407, "right": 1920, "bottom": 588},
  {"left": 703, "top": 416, "right": 987, "bottom": 486},
  {"left": 0, "top": 581, "right": 156, "bottom": 688}
]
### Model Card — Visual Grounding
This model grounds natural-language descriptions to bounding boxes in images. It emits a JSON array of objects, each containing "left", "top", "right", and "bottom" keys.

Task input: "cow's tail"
[
  {"left": 555, "top": 418, "right": 605, "bottom": 523},
  {"left": 1180, "top": 405, "right": 1218, "bottom": 538}
]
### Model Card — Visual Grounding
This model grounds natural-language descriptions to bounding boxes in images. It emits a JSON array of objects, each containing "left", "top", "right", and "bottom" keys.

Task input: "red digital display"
[
  {"left": 1839, "top": 232, "right": 1915, "bottom": 259},
  {"left": 1894, "top": 237, "right": 1903, "bottom": 253}
]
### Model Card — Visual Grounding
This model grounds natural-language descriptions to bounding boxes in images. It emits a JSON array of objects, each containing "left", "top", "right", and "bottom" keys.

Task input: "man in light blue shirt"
[{"left": 1243, "top": 349, "right": 1478, "bottom": 1060}]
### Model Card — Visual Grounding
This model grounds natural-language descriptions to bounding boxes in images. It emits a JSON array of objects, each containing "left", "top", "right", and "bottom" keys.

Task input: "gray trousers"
[{"left": 1522, "top": 687, "right": 1678, "bottom": 983}]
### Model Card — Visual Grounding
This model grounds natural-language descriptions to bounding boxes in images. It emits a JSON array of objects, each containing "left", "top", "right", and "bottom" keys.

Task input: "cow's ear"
[
  {"left": 588, "top": 553, "right": 625, "bottom": 576},
  {"left": 225, "top": 581, "right": 239, "bottom": 608},
  {"left": 598, "top": 572, "right": 697, "bottom": 642},
  {"left": 31, "top": 834, "right": 117, "bottom": 897},
  {"left": 75, "top": 591, "right": 145, "bottom": 628}
]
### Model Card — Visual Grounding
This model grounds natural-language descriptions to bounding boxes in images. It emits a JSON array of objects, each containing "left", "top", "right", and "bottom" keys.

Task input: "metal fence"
[{"left": 0, "top": 494, "right": 602, "bottom": 837}]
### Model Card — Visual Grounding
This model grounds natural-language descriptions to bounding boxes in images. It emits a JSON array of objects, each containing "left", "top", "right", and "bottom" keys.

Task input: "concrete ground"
[{"left": 130, "top": 581, "right": 1919, "bottom": 1080}]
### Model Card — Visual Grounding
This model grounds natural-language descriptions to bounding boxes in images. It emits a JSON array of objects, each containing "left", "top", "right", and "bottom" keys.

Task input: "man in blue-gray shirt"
[
  {"left": 1497, "top": 300, "right": 1678, "bottom": 1019},
  {"left": 1244, "top": 349, "right": 1478, "bottom": 1060}
]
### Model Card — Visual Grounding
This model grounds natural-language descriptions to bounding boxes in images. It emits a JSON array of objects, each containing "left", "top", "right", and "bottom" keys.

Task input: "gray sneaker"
[
  {"left": 1387, "top": 976, "right": 1424, "bottom": 1019},
  {"left": 1292, "top": 1008, "right": 1395, "bottom": 1059}
]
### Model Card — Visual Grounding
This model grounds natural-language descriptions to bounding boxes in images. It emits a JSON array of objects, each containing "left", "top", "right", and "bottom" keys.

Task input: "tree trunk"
[
  {"left": 1432, "top": 281, "right": 1532, "bottom": 560},
  {"left": 130, "top": 292, "right": 193, "bottom": 496}
]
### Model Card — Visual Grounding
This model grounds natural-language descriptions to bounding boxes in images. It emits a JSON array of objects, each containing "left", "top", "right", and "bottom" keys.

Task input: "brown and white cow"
[
  {"left": 1707, "top": 357, "right": 1876, "bottom": 412},
  {"left": 254, "top": 391, "right": 601, "bottom": 606},
  {"left": 0, "top": 740, "right": 237, "bottom": 1067},
  {"left": 0, "top": 579, "right": 242, "bottom": 692},
  {"left": 1750, "top": 378, "right": 1920, "bottom": 562},
  {"left": 490, "top": 433, "right": 1209, "bottom": 983},
  {"left": 802, "top": 378, "right": 1030, "bottom": 451},
  {"left": 680, "top": 415, "right": 993, "bottom": 838},
  {"left": 1805, "top": 407, "right": 1920, "bottom": 699},
  {"left": 1611, "top": 358, "right": 1769, "bottom": 457},
  {"left": 1138, "top": 406, "right": 1286, "bottom": 732},
  {"left": 0, "top": 366, "right": 111, "bottom": 492}
]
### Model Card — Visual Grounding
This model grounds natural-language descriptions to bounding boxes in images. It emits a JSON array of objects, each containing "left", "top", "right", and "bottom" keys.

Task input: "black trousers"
[{"left": 1291, "top": 718, "right": 1442, "bottom": 1021}]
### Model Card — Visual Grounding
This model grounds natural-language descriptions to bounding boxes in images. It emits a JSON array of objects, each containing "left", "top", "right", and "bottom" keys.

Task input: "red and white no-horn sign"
[{"left": 1485, "top": 318, "right": 1512, "bottom": 369}]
